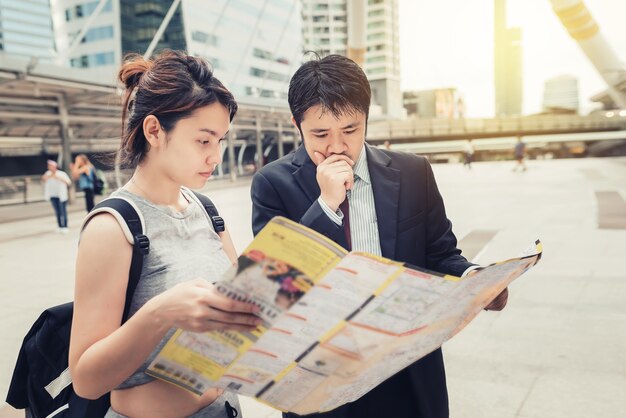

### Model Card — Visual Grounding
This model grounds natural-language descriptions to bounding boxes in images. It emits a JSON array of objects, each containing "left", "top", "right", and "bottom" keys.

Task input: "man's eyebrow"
[{"left": 309, "top": 123, "right": 358, "bottom": 133}]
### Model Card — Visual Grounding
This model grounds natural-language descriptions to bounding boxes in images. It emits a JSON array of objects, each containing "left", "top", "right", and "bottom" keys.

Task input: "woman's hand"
[{"left": 148, "top": 279, "right": 262, "bottom": 333}]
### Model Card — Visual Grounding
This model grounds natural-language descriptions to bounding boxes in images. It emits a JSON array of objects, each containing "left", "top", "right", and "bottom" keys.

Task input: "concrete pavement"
[{"left": 1, "top": 157, "right": 625, "bottom": 417}]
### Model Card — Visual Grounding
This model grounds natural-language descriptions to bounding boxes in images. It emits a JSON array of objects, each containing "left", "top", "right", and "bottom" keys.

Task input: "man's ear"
[
  {"left": 291, "top": 115, "right": 305, "bottom": 145},
  {"left": 143, "top": 115, "right": 162, "bottom": 147}
]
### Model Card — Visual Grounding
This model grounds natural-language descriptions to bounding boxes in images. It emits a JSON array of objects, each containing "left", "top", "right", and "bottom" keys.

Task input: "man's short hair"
[{"left": 288, "top": 54, "right": 371, "bottom": 129}]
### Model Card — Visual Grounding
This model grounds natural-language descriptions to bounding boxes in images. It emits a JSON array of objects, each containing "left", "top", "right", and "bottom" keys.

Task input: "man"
[
  {"left": 513, "top": 137, "right": 527, "bottom": 172},
  {"left": 42, "top": 160, "right": 72, "bottom": 233},
  {"left": 251, "top": 55, "right": 507, "bottom": 418},
  {"left": 463, "top": 139, "right": 474, "bottom": 169}
]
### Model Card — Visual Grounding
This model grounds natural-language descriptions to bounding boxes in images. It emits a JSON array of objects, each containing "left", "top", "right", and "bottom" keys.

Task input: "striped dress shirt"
[
  {"left": 317, "top": 147, "right": 382, "bottom": 256},
  {"left": 318, "top": 146, "right": 479, "bottom": 277}
]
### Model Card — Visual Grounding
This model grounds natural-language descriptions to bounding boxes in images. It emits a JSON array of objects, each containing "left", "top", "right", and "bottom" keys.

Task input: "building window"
[
  {"left": 135, "top": 2, "right": 163, "bottom": 15},
  {"left": 70, "top": 51, "right": 114, "bottom": 67},
  {"left": 366, "top": 55, "right": 386, "bottom": 63},
  {"left": 333, "top": 15, "right": 346, "bottom": 22},
  {"left": 313, "top": 15, "right": 329, "bottom": 23},
  {"left": 249, "top": 67, "right": 289, "bottom": 82},
  {"left": 253, "top": 48, "right": 273, "bottom": 60},
  {"left": 368, "top": 21, "right": 384, "bottom": 29},
  {"left": 367, "top": 32, "right": 385, "bottom": 41},
  {"left": 85, "top": 0, "right": 112, "bottom": 15},
  {"left": 71, "top": 55, "right": 89, "bottom": 68},
  {"left": 367, "top": 67, "right": 386, "bottom": 75},
  {"left": 81, "top": 26, "right": 114, "bottom": 43},
  {"left": 369, "top": 44, "right": 385, "bottom": 51},
  {"left": 93, "top": 51, "right": 114, "bottom": 65},
  {"left": 245, "top": 86, "right": 282, "bottom": 99},
  {"left": 191, "top": 31, "right": 218, "bottom": 46},
  {"left": 70, "top": 1, "right": 113, "bottom": 20},
  {"left": 250, "top": 67, "right": 265, "bottom": 78}
]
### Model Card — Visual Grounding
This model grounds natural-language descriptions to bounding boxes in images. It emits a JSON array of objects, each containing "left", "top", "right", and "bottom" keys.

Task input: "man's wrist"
[
  {"left": 318, "top": 197, "right": 343, "bottom": 225},
  {"left": 462, "top": 265, "right": 483, "bottom": 278}
]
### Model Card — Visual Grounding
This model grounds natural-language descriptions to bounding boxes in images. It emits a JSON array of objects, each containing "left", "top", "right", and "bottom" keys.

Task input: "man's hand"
[
  {"left": 313, "top": 152, "right": 355, "bottom": 211},
  {"left": 484, "top": 288, "right": 508, "bottom": 311}
]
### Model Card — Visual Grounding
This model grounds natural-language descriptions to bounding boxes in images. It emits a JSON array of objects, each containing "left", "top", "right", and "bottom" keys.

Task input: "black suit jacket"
[{"left": 251, "top": 144, "right": 473, "bottom": 418}]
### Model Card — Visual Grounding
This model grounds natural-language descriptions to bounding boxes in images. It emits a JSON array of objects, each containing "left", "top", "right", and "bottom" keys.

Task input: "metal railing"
[
  {"left": 367, "top": 114, "right": 626, "bottom": 141},
  {"left": 0, "top": 176, "right": 44, "bottom": 205}
]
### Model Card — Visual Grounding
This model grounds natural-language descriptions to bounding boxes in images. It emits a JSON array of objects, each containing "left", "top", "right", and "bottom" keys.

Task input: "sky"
[{"left": 398, "top": 0, "right": 626, "bottom": 117}]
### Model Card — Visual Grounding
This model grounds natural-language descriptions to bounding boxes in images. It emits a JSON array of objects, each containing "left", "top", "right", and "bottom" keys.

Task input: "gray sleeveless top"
[{"left": 111, "top": 188, "right": 233, "bottom": 389}]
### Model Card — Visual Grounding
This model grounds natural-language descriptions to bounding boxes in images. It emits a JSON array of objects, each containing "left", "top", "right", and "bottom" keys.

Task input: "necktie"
[{"left": 339, "top": 198, "right": 351, "bottom": 250}]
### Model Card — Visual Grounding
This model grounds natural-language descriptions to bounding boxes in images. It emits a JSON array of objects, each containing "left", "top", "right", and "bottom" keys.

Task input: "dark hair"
[
  {"left": 118, "top": 50, "right": 238, "bottom": 167},
  {"left": 288, "top": 54, "right": 371, "bottom": 130}
]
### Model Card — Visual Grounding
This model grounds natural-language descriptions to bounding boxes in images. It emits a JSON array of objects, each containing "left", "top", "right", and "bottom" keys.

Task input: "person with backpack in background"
[
  {"left": 70, "top": 154, "right": 96, "bottom": 212},
  {"left": 70, "top": 50, "right": 261, "bottom": 418},
  {"left": 42, "top": 159, "right": 72, "bottom": 233}
]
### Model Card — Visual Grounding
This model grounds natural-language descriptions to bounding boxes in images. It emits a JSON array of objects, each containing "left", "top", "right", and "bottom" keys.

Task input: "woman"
[
  {"left": 70, "top": 154, "right": 96, "bottom": 211},
  {"left": 69, "top": 50, "right": 261, "bottom": 418}
]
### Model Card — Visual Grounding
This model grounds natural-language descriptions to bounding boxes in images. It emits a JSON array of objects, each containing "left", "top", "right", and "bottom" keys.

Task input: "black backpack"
[
  {"left": 6, "top": 190, "right": 225, "bottom": 418},
  {"left": 91, "top": 170, "right": 106, "bottom": 196}
]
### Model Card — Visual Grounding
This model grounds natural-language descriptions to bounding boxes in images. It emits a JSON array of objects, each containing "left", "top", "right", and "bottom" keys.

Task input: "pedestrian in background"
[
  {"left": 513, "top": 137, "right": 527, "bottom": 172},
  {"left": 42, "top": 160, "right": 71, "bottom": 233},
  {"left": 70, "top": 154, "right": 96, "bottom": 211},
  {"left": 463, "top": 139, "right": 474, "bottom": 169}
]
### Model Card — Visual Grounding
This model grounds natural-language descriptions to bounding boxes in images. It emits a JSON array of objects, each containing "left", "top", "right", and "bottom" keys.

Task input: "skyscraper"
[
  {"left": 494, "top": 0, "right": 522, "bottom": 116},
  {"left": 543, "top": 75, "right": 579, "bottom": 113},
  {"left": 51, "top": 0, "right": 301, "bottom": 101},
  {"left": 0, "top": 0, "right": 56, "bottom": 61},
  {"left": 301, "top": 0, "right": 403, "bottom": 119}
]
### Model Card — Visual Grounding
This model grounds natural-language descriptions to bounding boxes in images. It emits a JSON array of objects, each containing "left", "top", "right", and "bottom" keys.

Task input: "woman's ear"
[{"left": 143, "top": 115, "right": 163, "bottom": 148}]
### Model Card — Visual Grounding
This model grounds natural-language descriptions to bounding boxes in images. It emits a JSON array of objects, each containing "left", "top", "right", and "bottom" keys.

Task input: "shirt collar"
[{"left": 352, "top": 146, "right": 371, "bottom": 184}]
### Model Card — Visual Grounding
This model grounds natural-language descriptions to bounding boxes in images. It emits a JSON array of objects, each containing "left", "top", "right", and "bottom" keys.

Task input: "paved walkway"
[{"left": 1, "top": 158, "right": 625, "bottom": 417}]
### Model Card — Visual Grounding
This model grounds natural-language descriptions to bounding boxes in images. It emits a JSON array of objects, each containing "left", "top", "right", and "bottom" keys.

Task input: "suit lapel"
[
  {"left": 366, "top": 145, "right": 401, "bottom": 259},
  {"left": 292, "top": 145, "right": 322, "bottom": 205}
]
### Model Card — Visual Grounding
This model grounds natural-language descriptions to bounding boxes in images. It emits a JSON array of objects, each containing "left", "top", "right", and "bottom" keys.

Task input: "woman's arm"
[
  {"left": 220, "top": 227, "right": 238, "bottom": 264},
  {"left": 69, "top": 214, "right": 261, "bottom": 399}
]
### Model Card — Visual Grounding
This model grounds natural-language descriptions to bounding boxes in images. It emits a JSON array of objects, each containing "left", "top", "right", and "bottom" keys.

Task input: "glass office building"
[
  {"left": 0, "top": 0, "right": 56, "bottom": 60},
  {"left": 51, "top": 0, "right": 302, "bottom": 100}
]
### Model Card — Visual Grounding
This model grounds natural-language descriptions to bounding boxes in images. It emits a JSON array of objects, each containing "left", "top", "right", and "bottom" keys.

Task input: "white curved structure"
[{"left": 549, "top": 0, "right": 626, "bottom": 108}]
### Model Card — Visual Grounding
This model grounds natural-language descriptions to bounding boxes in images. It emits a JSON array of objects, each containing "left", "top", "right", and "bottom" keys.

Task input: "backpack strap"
[
  {"left": 184, "top": 188, "right": 226, "bottom": 233},
  {"left": 80, "top": 197, "right": 149, "bottom": 323}
]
